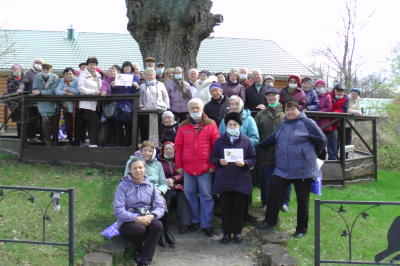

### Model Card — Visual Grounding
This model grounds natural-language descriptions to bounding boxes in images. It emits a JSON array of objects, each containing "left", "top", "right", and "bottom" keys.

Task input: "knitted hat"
[
  {"left": 155, "top": 61, "right": 165, "bottom": 67},
  {"left": 301, "top": 76, "right": 313, "bottom": 84},
  {"left": 283, "top": 97, "right": 300, "bottom": 110},
  {"left": 209, "top": 81, "right": 223, "bottom": 92},
  {"left": 145, "top": 57, "right": 156, "bottom": 62},
  {"left": 161, "top": 141, "right": 175, "bottom": 155},
  {"left": 264, "top": 75, "right": 275, "bottom": 82},
  {"left": 224, "top": 112, "right": 242, "bottom": 126},
  {"left": 287, "top": 74, "right": 301, "bottom": 85},
  {"left": 199, "top": 70, "right": 210, "bottom": 77},
  {"left": 11, "top": 64, "right": 22, "bottom": 71},
  {"left": 265, "top": 88, "right": 280, "bottom": 95},
  {"left": 350, "top": 88, "right": 361, "bottom": 96},
  {"left": 162, "top": 111, "right": 174, "bottom": 119},
  {"left": 333, "top": 84, "right": 345, "bottom": 91},
  {"left": 314, "top": 80, "right": 326, "bottom": 88},
  {"left": 42, "top": 62, "right": 53, "bottom": 68}
]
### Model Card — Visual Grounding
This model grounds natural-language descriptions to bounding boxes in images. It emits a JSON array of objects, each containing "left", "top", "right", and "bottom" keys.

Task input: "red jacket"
[
  {"left": 279, "top": 86, "right": 307, "bottom": 109},
  {"left": 175, "top": 113, "right": 220, "bottom": 176},
  {"left": 158, "top": 154, "right": 184, "bottom": 192},
  {"left": 330, "top": 91, "right": 349, "bottom": 130}
]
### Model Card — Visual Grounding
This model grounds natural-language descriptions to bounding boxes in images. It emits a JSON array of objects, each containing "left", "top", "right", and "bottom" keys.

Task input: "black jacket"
[
  {"left": 158, "top": 122, "right": 179, "bottom": 144},
  {"left": 244, "top": 83, "right": 272, "bottom": 111},
  {"left": 204, "top": 95, "right": 230, "bottom": 128}
]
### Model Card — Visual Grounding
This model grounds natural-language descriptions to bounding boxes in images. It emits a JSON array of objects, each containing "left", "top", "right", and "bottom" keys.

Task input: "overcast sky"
[{"left": 1, "top": 0, "right": 399, "bottom": 76}]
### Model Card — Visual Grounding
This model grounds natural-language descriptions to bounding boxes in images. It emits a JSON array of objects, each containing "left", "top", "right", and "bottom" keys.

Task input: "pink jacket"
[{"left": 316, "top": 90, "right": 333, "bottom": 131}]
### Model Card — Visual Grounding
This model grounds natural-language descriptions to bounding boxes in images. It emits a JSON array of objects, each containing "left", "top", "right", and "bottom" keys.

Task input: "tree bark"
[{"left": 126, "top": 0, "right": 223, "bottom": 78}]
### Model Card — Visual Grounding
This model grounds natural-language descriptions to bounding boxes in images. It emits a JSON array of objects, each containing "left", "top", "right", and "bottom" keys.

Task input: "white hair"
[
  {"left": 33, "top": 58, "right": 43, "bottom": 64},
  {"left": 144, "top": 68, "right": 156, "bottom": 75},
  {"left": 188, "top": 68, "right": 198, "bottom": 74},
  {"left": 132, "top": 62, "right": 140, "bottom": 71},
  {"left": 188, "top": 98, "right": 203, "bottom": 109},
  {"left": 175, "top": 67, "right": 183, "bottom": 73}
]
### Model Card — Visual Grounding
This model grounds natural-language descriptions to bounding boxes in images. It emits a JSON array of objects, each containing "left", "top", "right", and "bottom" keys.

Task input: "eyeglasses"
[{"left": 43, "top": 67, "right": 51, "bottom": 70}]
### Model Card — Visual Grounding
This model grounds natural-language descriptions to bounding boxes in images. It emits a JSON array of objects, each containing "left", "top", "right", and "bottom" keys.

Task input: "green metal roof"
[{"left": 0, "top": 29, "right": 316, "bottom": 77}]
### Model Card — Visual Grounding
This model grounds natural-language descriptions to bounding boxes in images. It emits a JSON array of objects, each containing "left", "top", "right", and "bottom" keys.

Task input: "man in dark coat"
[
  {"left": 244, "top": 69, "right": 272, "bottom": 111},
  {"left": 204, "top": 82, "right": 230, "bottom": 128}
]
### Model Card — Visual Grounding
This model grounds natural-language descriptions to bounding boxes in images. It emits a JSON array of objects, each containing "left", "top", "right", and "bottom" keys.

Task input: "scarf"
[
  {"left": 90, "top": 71, "right": 101, "bottom": 91},
  {"left": 133, "top": 148, "right": 156, "bottom": 164},
  {"left": 173, "top": 78, "right": 188, "bottom": 100}
]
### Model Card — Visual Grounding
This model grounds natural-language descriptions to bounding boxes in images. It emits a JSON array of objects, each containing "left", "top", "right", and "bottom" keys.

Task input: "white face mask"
[
  {"left": 147, "top": 67, "right": 154, "bottom": 70},
  {"left": 288, "top": 84, "right": 297, "bottom": 89},
  {"left": 190, "top": 112, "right": 202, "bottom": 120},
  {"left": 164, "top": 153, "right": 174, "bottom": 159},
  {"left": 239, "top": 74, "right": 247, "bottom": 80},
  {"left": 335, "top": 95, "right": 344, "bottom": 99},
  {"left": 13, "top": 72, "right": 21, "bottom": 77},
  {"left": 34, "top": 64, "right": 42, "bottom": 71},
  {"left": 227, "top": 128, "right": 240, "bottom": 136}
]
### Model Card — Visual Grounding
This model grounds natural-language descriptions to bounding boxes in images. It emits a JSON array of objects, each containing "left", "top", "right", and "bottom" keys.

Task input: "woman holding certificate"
[{"left": 210, "top": 112, "right": 256, "bottom": 244}]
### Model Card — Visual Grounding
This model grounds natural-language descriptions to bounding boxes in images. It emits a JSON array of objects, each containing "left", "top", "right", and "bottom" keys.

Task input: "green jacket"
[
  {"left": 254, "top": 103, "right": 285, "bottom": 166},
  {"left": 32, "top": 73, "right": 60, "bottom": 116}
]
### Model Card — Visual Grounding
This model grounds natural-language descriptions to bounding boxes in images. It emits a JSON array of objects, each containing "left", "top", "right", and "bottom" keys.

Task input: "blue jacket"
[
  {"left": 305, "top": 88, "right": 320, "bottom": 111},
  {"left": 219, "top": 109, "right": 259, "bottom": 147},
  {"left": 256, "top": 111, "right": 326, "bottom": 180},
  {"left": 55, "top": 77, "right": 80, "bottom": 113},
  {"left": 32, "top": 73, "right": 60, "bottom": 116},
  {"left": 113, "top": 73, "right": 140, "bottom": 123},
  {"left": 211, "top": 132, "right": 256, "bottom": 195}
]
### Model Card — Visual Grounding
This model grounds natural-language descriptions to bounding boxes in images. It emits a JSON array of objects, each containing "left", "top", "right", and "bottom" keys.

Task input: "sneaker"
[
  {"left": 89, "top": 145, "right": 98, "bottom": 148},
  {"left": 281, "top": 205, "right": 289, "bottom": 212}
]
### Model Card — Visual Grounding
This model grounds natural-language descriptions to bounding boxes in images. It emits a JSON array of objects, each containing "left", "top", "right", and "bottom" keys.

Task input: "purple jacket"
[
  {"left": 165, "top": 80, "right": 193, "bottom": 113},
  {"left": 114, "top": 175, "right": 165, "bottom": 229},
  {"left": 221, "top": 80, "right": 245, "bottom": 102},
  {"left": 304, "top": 88, "right": 320, "bottom": 111},
  {"left": 211, "top": 132, "right": 256, "bottom": 195},
  {"left": 316, "top": 90, "right": 332, "bottom": 131},
  {"left": 279, "top": 86, "right": 306, "bottom": 109},
  {"left": 100, "top": 76, "right": 114, "bottom": 94}
]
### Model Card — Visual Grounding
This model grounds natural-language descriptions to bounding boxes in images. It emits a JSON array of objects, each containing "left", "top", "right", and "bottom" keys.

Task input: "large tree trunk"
[{"left": 126, "top": 0, "right": 223, "bottom": 77}]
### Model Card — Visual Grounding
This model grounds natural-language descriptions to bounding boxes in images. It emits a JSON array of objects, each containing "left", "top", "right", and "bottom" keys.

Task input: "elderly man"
[
  {"left": 239, "top": 67, "right": 254, "bottom": 89},
  {"left": 244, "top": 69, "right": 272, "bottom": 111},
  {"left": 204, "top": 82, "right": 229, "bottom": 128},
  {"left": 17, "top": 58, "right": 44, "bottom": 141},
  {"left": 188, "top": 68, "right": 199, "bottom": 98},
  {"left": 155, "top": 61, "right": 165, "bottom": 82},
  {"left": 145, "top": 57, "right": 156, "bottom": 69},
  {"left": 175, "top": 98, "right": 220, "bottom": 237},
  {"left": 32, "top": 62, "right": 60, "bottom": 146}
]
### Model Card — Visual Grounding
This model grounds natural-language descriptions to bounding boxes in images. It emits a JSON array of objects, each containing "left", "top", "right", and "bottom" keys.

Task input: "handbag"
[
  {"left": 126, "top": 185, "right": 156, "bottom": 216},
  {"left": 103, "top": 101, "right": 117, "bottom": 119}
]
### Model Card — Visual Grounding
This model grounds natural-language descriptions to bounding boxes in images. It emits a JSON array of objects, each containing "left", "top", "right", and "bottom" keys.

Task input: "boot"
[
  {"left": 164, "top": 230, "right": 175, "bottom": 244},
  {"left": 158, "top": 232, "right": 167, "bottom": 247}
]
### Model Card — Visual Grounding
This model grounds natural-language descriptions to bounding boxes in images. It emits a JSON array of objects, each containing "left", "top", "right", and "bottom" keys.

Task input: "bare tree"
[
  {"left": 312, "top": 0, "right": 374, "bottom": 93},
  {"left": 126, "top": 0, "right": 223, "bottom": 77}
]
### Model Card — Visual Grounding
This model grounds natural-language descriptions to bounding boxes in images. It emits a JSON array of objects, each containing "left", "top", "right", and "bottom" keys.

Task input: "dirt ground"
[{"left": 151, "top": 217, "right": 260, "bottom": 266}]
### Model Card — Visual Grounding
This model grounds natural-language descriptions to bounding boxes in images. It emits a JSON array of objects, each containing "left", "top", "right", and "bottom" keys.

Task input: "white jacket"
[
  {"left": 139, "top": 81, "right": 170, "bottom": 111},
  {"left": 194, "top": 76, "right": 218, "bottom": 106},
  {"left": 78, "top": 69, "right": 102, "bottom": 111}
]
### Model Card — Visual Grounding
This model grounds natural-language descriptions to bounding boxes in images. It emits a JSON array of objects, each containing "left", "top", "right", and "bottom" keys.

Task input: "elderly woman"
[
  {"left": 78, "top": 57, "right": 102, "bottom": 147},
  {"left": 211, "top": 112, "right": 256, "bottom": 244},
  {"left": 342, "top": 88, "right": 362, "bottom": 158},
  {"left": 215, "top": 72, "right": 226, "bottom": 85},
  {"left": 221, "top": 68, "right": 245, "bottom": 102},
  {"left": 56, "top": 67, "right": 84, "bottom": 146},
  {"left": 165, "top": 67, "right": 192, "bottom": 123},
  {"left": 158, "top": 111, "right": 179, "bottom": 144},
  {"left": 314, "top": 80, "right": 333, "bottom": 160},
  {"left": 124, "top": 141, "right": 173, "bottom": 247},
  {"left": 6, "top": 64, "right": 23, "bottom": 138},
  {"left": 114, "top": 156, "right": 165, "bottom": 266},
  {"left": 194, "top": 70, "right": 217, "bottom": 106},
  {"left": 163, "top": 68, "right": 174, "bottom": 86},
  {"left": 301, "top": 76, "right": 320, "bottom": 111},
  {"left": 139, "top": 68, "right": 170, "bottom": 141},
  {"left": 256, "top": 97, "right": 326, "bottom": 238},
  {"left": 219, "top": 95, "right": 259, "bottom": 147},
  {"left": 279, "top": 75, "right": 306, "bottom": 109},
  {"left": 157, "top": 141, "right": 192, "bottom": 234}
]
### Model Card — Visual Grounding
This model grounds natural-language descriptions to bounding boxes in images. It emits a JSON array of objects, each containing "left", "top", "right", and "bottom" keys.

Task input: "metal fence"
[
  {"left": 0, "top": 185, "right": 75, "bottom": 266},
  {"left": 314, "top": 199, "right": 400, "bottom": 265}
]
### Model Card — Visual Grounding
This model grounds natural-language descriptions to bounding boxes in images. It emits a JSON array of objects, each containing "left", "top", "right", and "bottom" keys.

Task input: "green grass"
[
  {"left": 252, "top": 171, "right": 400, "bottom": 265},
  {"left": 1, "top": 156, "right": 399, "bottom": 266}
]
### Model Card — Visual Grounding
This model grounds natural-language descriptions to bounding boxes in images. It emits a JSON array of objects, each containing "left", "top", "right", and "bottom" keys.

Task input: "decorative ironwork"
[
  {"left": 315, "top": 199, "right": 400, "bottom": 265},
  {"left": 0, "top": 185, "right": 74, "bottom": 266}
]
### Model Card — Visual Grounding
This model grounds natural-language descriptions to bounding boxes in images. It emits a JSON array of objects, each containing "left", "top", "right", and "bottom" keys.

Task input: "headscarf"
[
  {"left": 133, "top": 146, "right": 156, "bottom": 164},
  {"left": 161, "top": 141, "right": 175, "bottom": 160}
]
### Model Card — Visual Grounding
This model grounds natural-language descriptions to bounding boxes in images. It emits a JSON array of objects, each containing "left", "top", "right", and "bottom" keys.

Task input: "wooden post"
[
  {"left": 372, "top": 118, "right": 377, "bottom": 181},
  {"left": 3, "top": 105, "right": 8, "bottom": 132},
  {"left": 19, "top": 94, "right": 27, "bottom": 159},
  {"left": 131, "top": 96, "right": 139, "bottom": 152},
  {"left": 148, "top": 112, "right": 159, "bottom": 147},
  {"left": 340, "top": 116, "right": 346, "bottom": 188},
  {"left": 99, "top": 243, "right": 125, "bottom": 261}
]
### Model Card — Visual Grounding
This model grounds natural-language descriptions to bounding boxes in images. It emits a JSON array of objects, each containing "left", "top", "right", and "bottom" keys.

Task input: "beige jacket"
[
  {"left": 78, "top": 69, "right": 102, "bottom": 111},
  {"left": 346, "top": 96, "right": 362, "bottom": 127}
]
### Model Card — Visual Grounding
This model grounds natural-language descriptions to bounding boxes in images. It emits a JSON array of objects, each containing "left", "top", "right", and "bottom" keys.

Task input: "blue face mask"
[
  {"left": 174, "top": 74, "right": 182, "bottom": 80},
  {"left": 146, "top": 80, "right": 156, "bottom": 86},
  {"left": 227, "top": 128, "right": 240, "bottom": 136},
  {"left": 316, "top": 88, "right": 324, "bottom": 95},
  {"left": 43, "top": 73, "right": 50, "bottom": 78},
  {"left": 190, "top": 112, "right": 202, "bottom": 120},
  {"left": 156, "top": 68, "right": 164, "bottom": 75}
]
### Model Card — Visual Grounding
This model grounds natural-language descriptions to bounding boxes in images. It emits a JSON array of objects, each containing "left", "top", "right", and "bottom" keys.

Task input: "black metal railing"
[
  {"left": 0, "top": 185, "right": 75, "bottom": 266},
  {"left": 314, "top": 199, "right": 400, "bottom": 265}
]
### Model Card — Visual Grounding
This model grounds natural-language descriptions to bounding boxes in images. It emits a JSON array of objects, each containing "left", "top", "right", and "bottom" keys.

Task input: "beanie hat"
[
  {"left": 333, "top": 84, "right": 345, "bottom": 91},
  {"left": 161, "top": 141, "right": 175, "bottom": 155},
  {"left": 287, "top": 74, "right": 301, "bottom": 85},
  {"left": 283, "top": 97, "right": 300, "bottom": 110},
  {"left": 264, "top": 75, "right": 275, "bottom": 82},
  {"left": 209, "top": 81, "right": 223, "bottom": 92},
  {"left": 199, "top": 70, "right": 210, "bottom": 77},
  {"left": 350, "top": 88, "right": 361, "bottom": 96},
  {"left": 314, "top": 80, "right": 326, "bottom": 88},
  {"left": 301, "top": 76, "right": 313, "bottom": 84},
  {"left": 224, "top": 112, "right": 242, "bottom": 127},
  {"left": 11, "top": 64, "right": 22, "bottom": 71},
  {"left": 162, "top": 111, "right": 174, "bottom": 119}
]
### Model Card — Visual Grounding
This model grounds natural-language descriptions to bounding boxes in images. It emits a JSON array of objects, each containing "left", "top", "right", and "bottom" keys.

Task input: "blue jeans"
[
  {"left": 260, "top": 165, "right": 292, "bottom": 207},
  {"left": 184, "top": 172, "right": 214, "bottom": 228},
  {"left": 327, "top": 130, "right": 338, "bottom": 160}
]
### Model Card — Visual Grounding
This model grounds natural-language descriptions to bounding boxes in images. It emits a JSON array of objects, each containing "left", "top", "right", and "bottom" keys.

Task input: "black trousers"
[
  {"left": 119, "top": 220, "right": 163, "bottom": 265},
  {"left": 220, "top": 191, "right": 247, "bottom": 235},
  {"left": 172, "top": 112, "right": 189, "bottom": 124},
  {"left": 318, "top": 131, "right": 330, "bottom": 160},
  {"left": 138, "top": 114, "right": 149, "bottom": 142},
  {"left": 165, "top": 190, "right": 192, "bottom": 226},
  {"left": 337, "top": 127, "right": 353, "bottom": 158},
  {"left": 265, "top": 176, "right": 312, "bottom": 234},
  {"left": 27, "top": 107, "right": 40, "bottom": 139},
  {"left": 41, "top": 114, "right": 60, "bottom": 144},
  {"left": 83, "top": 109, "right": 100, "bottom": 145},
  {"left": 116, "top": 121, "right": 133, "bottom": 147},
  {"left": 63, "top": 111, "right": 85, "bottom": 145},
  {"left": 107, "top": 120, "right": 117, "bottom": 146}
]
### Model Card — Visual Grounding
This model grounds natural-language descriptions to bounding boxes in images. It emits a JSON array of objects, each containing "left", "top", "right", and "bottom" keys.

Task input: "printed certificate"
[{"left": 224, "top": 148, "right": 244, "bottom": 162}]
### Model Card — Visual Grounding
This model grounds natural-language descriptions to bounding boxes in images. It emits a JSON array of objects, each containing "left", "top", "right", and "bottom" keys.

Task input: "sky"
[{"left": 1, "top": 0, "right": 399, "bottom": 76}]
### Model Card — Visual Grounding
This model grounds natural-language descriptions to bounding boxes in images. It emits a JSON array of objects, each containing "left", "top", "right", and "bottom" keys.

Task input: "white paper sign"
[
  {"left": 115, "top": 74, "right": 134, "bottom": 86},
  {"left": 224, "top": 148, "right": 244, "bottom": 162}
]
